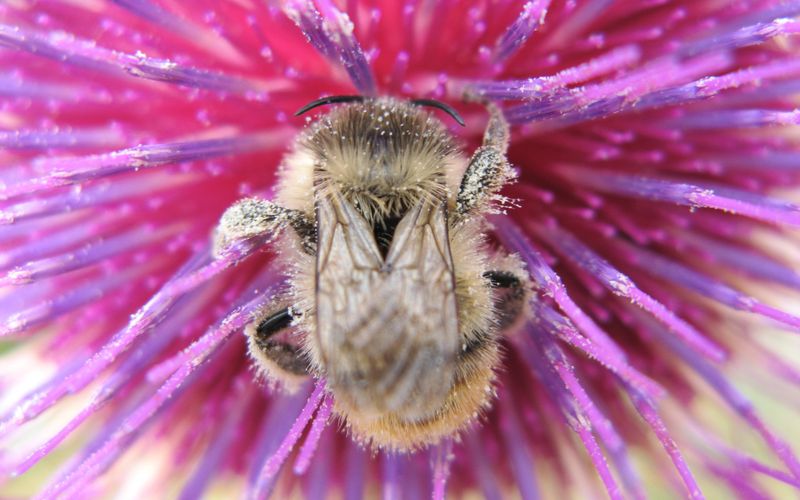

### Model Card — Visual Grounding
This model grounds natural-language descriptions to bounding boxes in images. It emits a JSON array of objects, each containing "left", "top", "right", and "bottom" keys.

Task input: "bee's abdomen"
[{"left": 332, "top": 334, "right": 499, "bottom": 451}]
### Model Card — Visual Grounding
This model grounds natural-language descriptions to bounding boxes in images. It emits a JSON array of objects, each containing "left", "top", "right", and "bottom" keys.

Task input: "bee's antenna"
[
  {"left": 410, "top": 99, "right": 466, "bottom": 127},
  {"left": 295, "top": 95, "right": 365, "bottom": 116}
]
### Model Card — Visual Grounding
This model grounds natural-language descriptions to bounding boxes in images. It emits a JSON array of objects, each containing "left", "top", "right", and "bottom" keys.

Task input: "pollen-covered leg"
[
  {"left": 455, "top": 102, "right": 516, "bottom": 218},
  {"left": 245, "top": 306, "right": 311, "bottom": 389},
  {"left": 212, "top": 197, "right": 315, "bottom": 258}
]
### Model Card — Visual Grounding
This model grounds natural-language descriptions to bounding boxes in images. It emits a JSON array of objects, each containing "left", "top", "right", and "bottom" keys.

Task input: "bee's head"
[{"left": 297, "top": 96, "right": 467, "bottom": 224}]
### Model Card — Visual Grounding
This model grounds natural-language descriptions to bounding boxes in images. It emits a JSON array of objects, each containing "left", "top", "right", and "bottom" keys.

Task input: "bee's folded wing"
[{"left": 315, "top": 194, "right": 460, "bottom": 420}]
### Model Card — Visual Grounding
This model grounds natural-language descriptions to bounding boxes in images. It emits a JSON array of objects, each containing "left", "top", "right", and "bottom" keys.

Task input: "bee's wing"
[{"left": 315, "top": 194, "right": 460, "bottom": 420}]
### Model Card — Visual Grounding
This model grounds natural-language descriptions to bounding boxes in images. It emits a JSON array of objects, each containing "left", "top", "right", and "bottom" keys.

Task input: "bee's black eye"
[
  {"left": 410, "top": 98, "right": 466, "bottom": 127},
  {"left": 295, "top": 95, "right": 365, "bottom": 116}
]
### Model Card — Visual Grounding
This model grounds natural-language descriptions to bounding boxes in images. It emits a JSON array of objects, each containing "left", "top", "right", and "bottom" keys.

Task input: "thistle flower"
[{"left": 1, "top": 0, "right": 800, "bottom": 498}]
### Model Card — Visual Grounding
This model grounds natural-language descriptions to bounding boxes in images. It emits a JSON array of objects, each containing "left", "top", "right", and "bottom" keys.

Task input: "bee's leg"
[
  {"left": 212, "top": 197, "right": 315, "bottom": 258},
  {"left": 484, "top": 269, "right": 529, "bottom": 332},
  {"left": 484, "top": 270, "right": 520, "bottom": 288},
  {"left": 455, "top": 101, "right": 515, "bottom": 218},
  {"left": 246, "top": 306, "right": 311, "bottom": 377}
]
